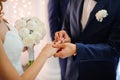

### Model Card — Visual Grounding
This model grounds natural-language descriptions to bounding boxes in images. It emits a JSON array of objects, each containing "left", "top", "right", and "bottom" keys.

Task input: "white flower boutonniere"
[{"left": 95, "top": 9, "right": 108, "bottom": 22}]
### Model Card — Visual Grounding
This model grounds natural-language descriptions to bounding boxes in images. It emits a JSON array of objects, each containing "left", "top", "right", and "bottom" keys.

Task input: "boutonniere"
[{"left": 95, "top": 9, "right": 108, "bottom": 22}]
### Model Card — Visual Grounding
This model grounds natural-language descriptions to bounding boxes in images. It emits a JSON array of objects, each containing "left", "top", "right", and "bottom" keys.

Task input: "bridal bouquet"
[{"left": 15, "top": 17, "right": 46, "bottom": 65}]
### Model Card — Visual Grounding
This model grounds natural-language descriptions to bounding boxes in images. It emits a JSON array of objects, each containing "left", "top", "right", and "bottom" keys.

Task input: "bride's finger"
[{"left": 54, "top": 52, "right": 61, "bottom": 58}]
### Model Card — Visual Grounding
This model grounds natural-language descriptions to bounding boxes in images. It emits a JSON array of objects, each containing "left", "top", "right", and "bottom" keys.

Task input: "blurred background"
[
  {"left": 3, "top": 0, "right": 61, "bottom": 80},
  {"left": 3, "top": 0, "right": 120, "bottom": 80}
]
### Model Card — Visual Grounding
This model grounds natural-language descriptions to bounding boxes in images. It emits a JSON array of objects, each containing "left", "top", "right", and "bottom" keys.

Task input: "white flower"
[
  {"left": 26, "top": 20, "right": 37, "bottom": 31},
  {"left": 19, "top": 28, "right": 29, "bottom": 38},
  {"left": 15, "top": 19, "right": 26, "bottom": 30},
  {"left": 95, "top": 9, "right": 108, "bottom": 22},
  {"left": 15, "top": 17, "right": 46, "bottom": 46},
  {"left": 32, "top": 32, "right": 43, "bottom": 43},
  {"left": 23, "top": 35, "right": 35, "bottom": 46}
]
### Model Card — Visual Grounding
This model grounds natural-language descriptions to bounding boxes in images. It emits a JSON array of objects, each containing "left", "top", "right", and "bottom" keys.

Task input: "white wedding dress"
[{"left": 3, "top": 23, "right": 24, "bottom": 75}]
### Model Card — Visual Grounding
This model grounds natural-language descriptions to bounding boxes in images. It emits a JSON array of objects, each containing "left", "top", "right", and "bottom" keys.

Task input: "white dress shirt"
[{"left": 81, "top": 0, "right": 97, "bottom": 30}]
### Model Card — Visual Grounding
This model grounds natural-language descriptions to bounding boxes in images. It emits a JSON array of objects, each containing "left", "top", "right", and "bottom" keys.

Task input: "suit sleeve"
[
  {"left": 75, "top": 18, "right": 120, "bottom": 63},
  {"left": 48, "top": 0, "right": 62, "bottom": 40}
]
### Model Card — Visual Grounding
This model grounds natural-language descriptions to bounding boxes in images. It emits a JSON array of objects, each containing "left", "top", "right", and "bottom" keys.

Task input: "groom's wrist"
[{"left": 72, "top": 44, "right": 77, "bottom": 56}]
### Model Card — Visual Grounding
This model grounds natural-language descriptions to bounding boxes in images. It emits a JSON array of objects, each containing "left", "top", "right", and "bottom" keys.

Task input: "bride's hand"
[{"left": 40, "top": 43, "right": 59, "bottom": 58}]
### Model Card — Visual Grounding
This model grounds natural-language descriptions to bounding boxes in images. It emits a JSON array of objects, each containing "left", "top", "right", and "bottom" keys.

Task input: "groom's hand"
[
  {"left": 54, "top": 30, "right": 71, "bottom": 43},
  {"left": 53, "top": 43, "right": 77, "bottom": 58}
]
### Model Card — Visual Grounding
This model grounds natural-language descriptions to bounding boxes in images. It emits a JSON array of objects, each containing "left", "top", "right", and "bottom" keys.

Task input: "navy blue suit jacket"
[
  {"left": 62, "top": 0, "right": 120, "bottom": 80},
  {"left": 48, "top": 0, "right": 69, "bottom": 80}
]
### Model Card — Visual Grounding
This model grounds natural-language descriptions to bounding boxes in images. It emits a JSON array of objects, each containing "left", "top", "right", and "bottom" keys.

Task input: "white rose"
[
  {"left": 22, "top": 35, "right": 35, "bottom": 46},
  {"left": 22, "top": 17, "right": 30, "bottom": 21},
  {"left": 19, "top": 28, "right": 29, "bottom": 38},
  {"left": 32, "top": 32, "right": 43, "bottom": 43},
  {"left": 36, "top": 23, "right": 46, "bottom": 37},
  {"left": 15, "top": 19, "right": 26, "bottom": 30},
  {"left": 31, "top": 17, "right": 41, "bottom": 24},
  {"left": 26, "top": 20, "right": 37, "bottom": 31},
  {"left": 95, "top": 9, "right": 108, "bottom": 22}
]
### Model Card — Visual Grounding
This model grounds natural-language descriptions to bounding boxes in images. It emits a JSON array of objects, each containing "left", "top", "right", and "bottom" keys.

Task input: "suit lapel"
[
  {"left": 77, "top": 0, "right": 84, "bottom": 32},
  {"left": 78, "top": 0, "right": 84, "bottom": 23},
  {"left": 71, "top": 0, "right": 84, "bottom": 42},
  {"left": 73, "top": 0, "right": 84, "bottom": 35},
  {"left": 86, "top": 0, "right": 105, "bottom": 27}
]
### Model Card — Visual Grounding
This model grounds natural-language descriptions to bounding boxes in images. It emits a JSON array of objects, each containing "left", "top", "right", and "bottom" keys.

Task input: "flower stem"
[{"left": 29, "top": 60, "right": 34, "bottom": 66}]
